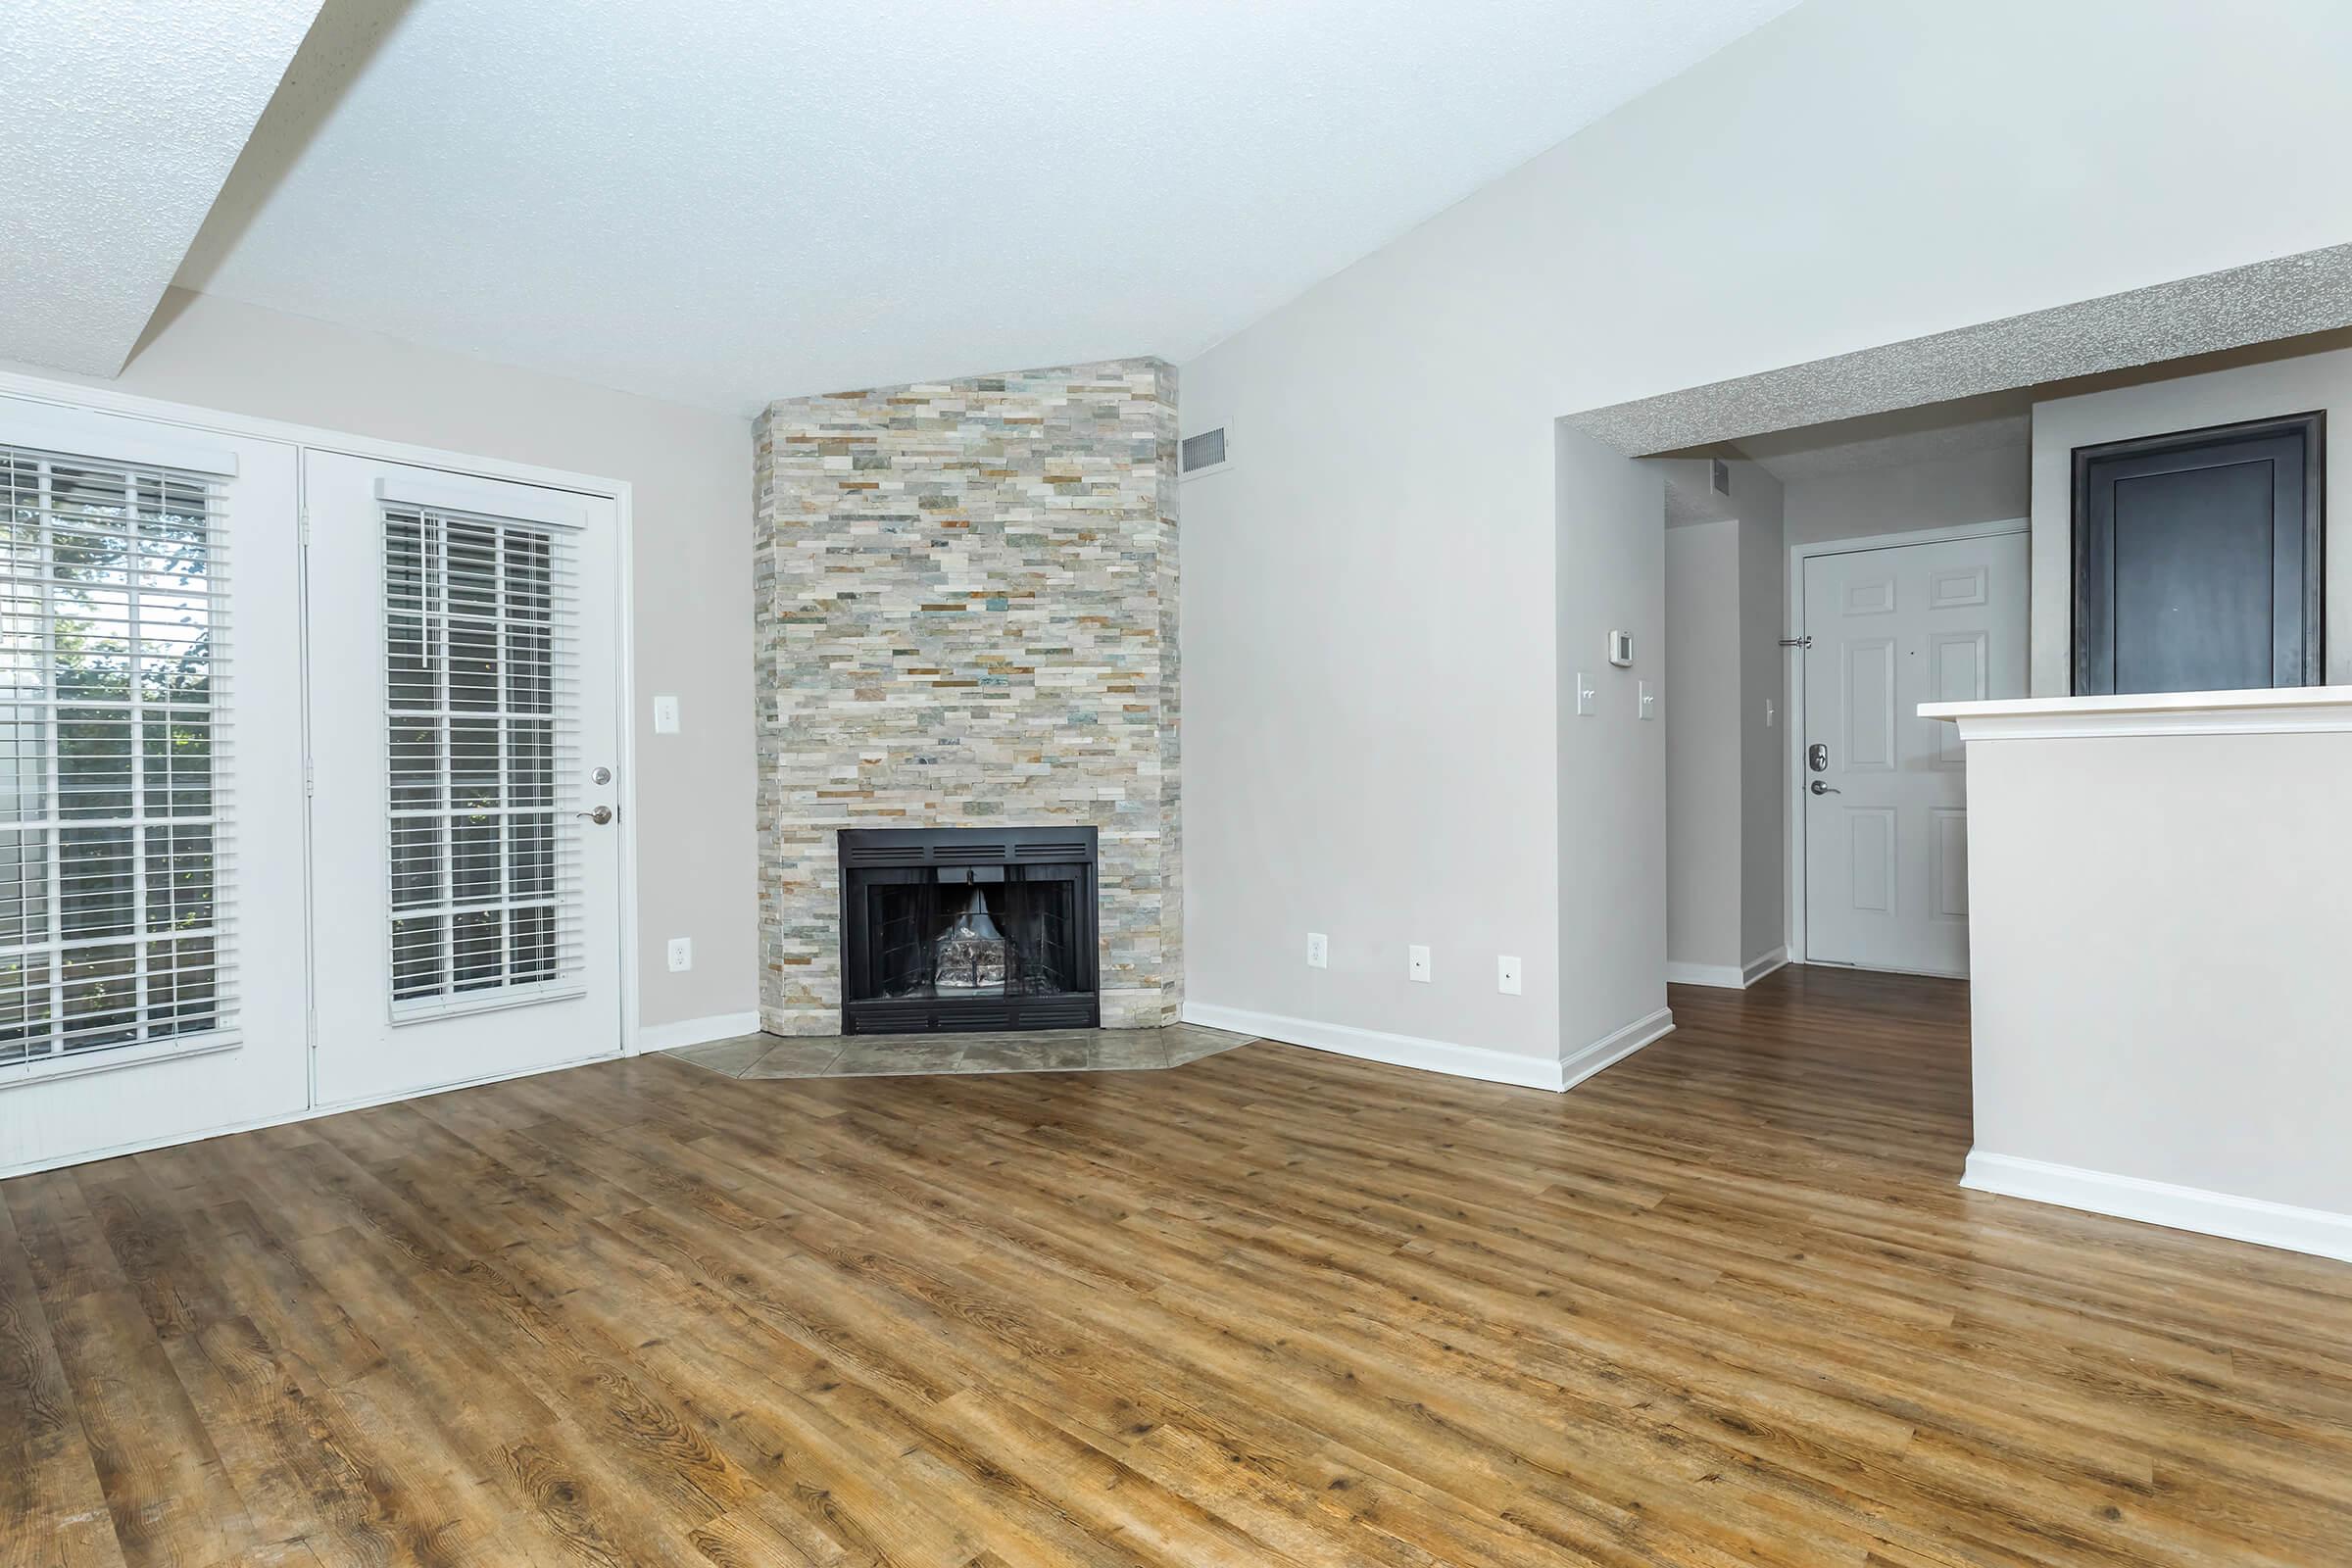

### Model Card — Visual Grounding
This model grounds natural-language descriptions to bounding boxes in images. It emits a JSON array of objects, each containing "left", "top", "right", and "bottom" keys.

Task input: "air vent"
[
  {"left": 930, "top": 843, "right": 1011, "bottom": 864},
  {"left": 1016, "top": 997, "right": 1097, "bottom": 1028},
  {"left": 843, "top": 844, "right": 926, "bottom": 865},
  {"left": 1013, "top": 840, "right": 1092, "bottom": 860},
  {"left": 1180, "top": 424, "right": 1232, "bottom": 481},
  {"left": 1709, "top": 457, "right": 1732, "bottom": 496}
]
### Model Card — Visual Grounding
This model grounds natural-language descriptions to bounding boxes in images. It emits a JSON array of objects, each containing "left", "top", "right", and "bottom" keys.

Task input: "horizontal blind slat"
[{"left": 0, "top": 441, "right": 235, "bottom": 1067}]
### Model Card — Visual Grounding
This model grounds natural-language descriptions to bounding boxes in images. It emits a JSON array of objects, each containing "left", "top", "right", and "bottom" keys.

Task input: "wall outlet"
[
  {"left": 1638, "top": 680, "right": 1656, "bottom": 720},
  {"left": 1407, "top": 945, "right": 1432, "bottom": 983},
  {"left": 665, "top": 937, "right": 692, "bottom": 972},
  {"left": 1305, "top": 932, "right": 1328, "bottom": 969},
  {"left": 1496, "top": 955, "right": 1523, "bottom": 995},
  {"left": 653, "top": 694, "right": 681, "bottom": 734},
  {"left": 1575, "top": 672, "right": 1596, "bottom": 716}
]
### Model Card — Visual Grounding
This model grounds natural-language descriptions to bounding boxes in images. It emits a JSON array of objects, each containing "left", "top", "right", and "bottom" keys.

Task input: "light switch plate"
[
  {"left": 1638, "top": 680, "right": 1656, "bottom": 720},
  {"left": 1306, "top": 932, "right": 1328, "bottom": 969},
  {"left": 1408, "top": 945, "right": 1432, "bottom": 983},
  {"left": 653, "top": 694, "right": 681, "bottom": 734},
  {"left": 1575, "top": 673, "right": 1596, "bottom": 716},
  {"left": 1496, "top": 955, "right": 1522, "bottom": 995}
]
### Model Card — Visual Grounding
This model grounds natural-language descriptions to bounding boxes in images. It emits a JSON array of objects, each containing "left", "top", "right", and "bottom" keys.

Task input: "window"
[
  {"left": 382, "top": 503, "right": 580, "bottom": 1015},
  {"left": 0, "top": 444, "right": 231, "bottom": 1067}
]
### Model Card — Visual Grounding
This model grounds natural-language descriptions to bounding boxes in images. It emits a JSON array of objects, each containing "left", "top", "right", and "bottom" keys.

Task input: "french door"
[{"left": 304, "top": 452, "right": 622, "bottom": 1105}]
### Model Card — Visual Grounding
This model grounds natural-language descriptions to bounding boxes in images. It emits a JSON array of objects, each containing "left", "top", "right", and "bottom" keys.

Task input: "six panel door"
[{"left": 1803, "top": 532, "right": 2027, "bottom": 977}]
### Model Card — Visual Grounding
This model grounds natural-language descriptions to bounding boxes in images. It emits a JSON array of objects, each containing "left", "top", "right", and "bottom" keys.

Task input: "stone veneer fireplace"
[{"left": 754, "top": 358, "right": 1180, "bottom": 1035}]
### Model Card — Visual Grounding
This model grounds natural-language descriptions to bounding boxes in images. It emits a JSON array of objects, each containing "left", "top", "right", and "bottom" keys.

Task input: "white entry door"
[
  {"left": 1802, "top": 531, "right": 2027, "bottom": 977},
  {"left": 304, "top": 453, "right": 623, "bottom": 1105}
]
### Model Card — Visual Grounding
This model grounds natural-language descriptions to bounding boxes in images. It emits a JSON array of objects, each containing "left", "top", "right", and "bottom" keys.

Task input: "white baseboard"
[
  {"left": 1962, "top": 1152, "right": 2352, "bottom": 1264},
  {"left": 1560, "top": 1006, "right": 1676, "bottom": 1090},
  {"left": 1181, "top": 1002, "right": 1675, "bottom": 1095},
  {"left": 636, "top": 1010, "right": 762, "bottom": 1054},
  {"left": 1665, "top": 950, "right": 1789, "bottom": 990},
  {"left": 1181, "top": 1003, "right": 1568, "bottom": 1090}
]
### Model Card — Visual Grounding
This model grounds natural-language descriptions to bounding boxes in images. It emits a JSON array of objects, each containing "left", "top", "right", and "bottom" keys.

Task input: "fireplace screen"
[{"left": 838, "top": 827, "right": 1098, "bottom": 1033}]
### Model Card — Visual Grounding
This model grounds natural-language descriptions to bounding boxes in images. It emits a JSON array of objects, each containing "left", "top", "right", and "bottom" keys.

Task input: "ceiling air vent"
[
  {"left": 1180, "top": 423, "right": 1232, "bottom": 482},
  {"left": 1709, "top": 457, "right": 1732, "bottom": 496}
]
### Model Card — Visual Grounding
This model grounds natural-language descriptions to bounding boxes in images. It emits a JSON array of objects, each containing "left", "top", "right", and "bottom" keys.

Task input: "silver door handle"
[
  {"left": 576, "top": 805, "right": 614, "bottom": 825},
  {"left": 1809, "top": 780, "right": 1840, "bottom": 796}
]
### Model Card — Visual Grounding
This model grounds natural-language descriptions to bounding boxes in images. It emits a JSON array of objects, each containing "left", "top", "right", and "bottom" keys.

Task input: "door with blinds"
[
  {"left": 0, "top": 399, "right": 307, "bottom": 1171},
  {"left": 303, "top": 452, "right": 622, "bottom": 1106}
]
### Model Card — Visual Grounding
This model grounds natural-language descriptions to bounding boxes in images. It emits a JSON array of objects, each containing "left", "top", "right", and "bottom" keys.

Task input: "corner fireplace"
[{"left": 837, "top": 827, "right": 1100, "bottom": 1034}]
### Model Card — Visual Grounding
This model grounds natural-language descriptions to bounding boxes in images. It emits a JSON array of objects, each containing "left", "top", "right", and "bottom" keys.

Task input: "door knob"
[
  {"left": 576, "top": 805, "right": 614, "bottom": 825},
  {"left": 1809, "top": 780, "right": 1840, "bottom": 796}
]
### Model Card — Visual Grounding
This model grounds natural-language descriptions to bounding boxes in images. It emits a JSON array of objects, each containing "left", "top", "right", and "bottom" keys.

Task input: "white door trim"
[
  {"left": 1784, "top": 518, "right": 2027, "bottom": 968},
  {"left": 0, "top": 368, "right": 647, "bottom": 1065}
]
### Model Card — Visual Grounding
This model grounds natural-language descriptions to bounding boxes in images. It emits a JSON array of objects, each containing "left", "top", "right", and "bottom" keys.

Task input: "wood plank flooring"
[{"left": 6, "top": 965, "right": 2352, "bottom": 1566}]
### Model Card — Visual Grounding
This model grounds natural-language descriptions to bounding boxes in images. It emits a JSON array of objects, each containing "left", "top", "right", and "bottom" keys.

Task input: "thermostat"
[{"left": 1607, "top": 631, "right": 1634, "bottom": 667}]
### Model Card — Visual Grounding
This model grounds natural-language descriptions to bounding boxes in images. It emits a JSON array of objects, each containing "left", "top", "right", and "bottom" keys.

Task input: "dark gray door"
[{"left": 2072, "top": 413, "right": 2323, "bottom": 695}]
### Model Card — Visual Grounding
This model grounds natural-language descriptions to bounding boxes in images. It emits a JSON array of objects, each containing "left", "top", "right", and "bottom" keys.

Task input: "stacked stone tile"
[{"left": 754, "top": 358, "right": 1181, "bottom": 1033}]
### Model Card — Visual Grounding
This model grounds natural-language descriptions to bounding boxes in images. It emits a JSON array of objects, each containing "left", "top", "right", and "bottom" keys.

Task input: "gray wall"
[
  {"left": 1662, "top": 454, "right": 1787, "bottom": 981},
  {"left": 1665, "top": 519, "right": 1741, "bottom": 972},
  {"left": 1782, "top": 446, "right": 2030, "bottom": 550},
  {"left": 1967, "top": 721, "right": 2352, "bottom": 1223},
  {"left": 1734, "top": 463, "right": 1788, "bottom": 968}
]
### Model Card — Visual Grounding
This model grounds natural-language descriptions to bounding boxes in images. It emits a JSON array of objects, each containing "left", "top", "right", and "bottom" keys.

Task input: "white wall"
[
  {"left": 2030, "top": 342, "right": 2352, "bottom": 694},
  {"left": 1665, "top": 520, "right": 1742, "bottom": 974},
  {"left": 0, "top": 288, "right": 757, "bottom": 1035},
  {"left": 1180, "top": 0, "right": 2352, "bottom": 1075},
  {"left": 1959, "top": 709, "right": 2352, "bottom": 1257}
]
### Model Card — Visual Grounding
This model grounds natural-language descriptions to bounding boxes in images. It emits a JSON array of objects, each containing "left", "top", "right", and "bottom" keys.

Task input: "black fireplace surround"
[{"left": 837, "top": 826, "right": 1100, "bottom": 1034}]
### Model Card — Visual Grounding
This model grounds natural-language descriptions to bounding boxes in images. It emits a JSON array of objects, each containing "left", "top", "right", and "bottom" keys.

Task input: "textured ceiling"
[
  {"left": 173, "top": 0, "right": 1798, "bottom": 413},
  {"left": 0, "top": 0, "right": 324, "bottom": 375},
  {"left": 1572, "top": 244, "right": 2352, "bottom": 458}
]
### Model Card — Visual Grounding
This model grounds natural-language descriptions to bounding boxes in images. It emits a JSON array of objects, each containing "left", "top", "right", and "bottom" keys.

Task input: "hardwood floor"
[{"left": 6, "top": 966, "right": 2351, "bottom": 1566}]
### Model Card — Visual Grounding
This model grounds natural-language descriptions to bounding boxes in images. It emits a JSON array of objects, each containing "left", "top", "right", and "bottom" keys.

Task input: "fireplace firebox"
[{"left": 837, "top": 827, "right": 1100, "bottom": 1034}]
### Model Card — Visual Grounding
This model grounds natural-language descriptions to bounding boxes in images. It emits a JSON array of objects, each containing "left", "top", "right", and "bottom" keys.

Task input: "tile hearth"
[{"left": 665, "top": 1023, "right": 1250, "bottom": 1081}]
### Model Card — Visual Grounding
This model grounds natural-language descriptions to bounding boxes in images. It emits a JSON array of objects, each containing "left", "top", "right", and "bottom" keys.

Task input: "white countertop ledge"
[{"left": 1922, "top": 685, "right": 2352, "bottom": 739}]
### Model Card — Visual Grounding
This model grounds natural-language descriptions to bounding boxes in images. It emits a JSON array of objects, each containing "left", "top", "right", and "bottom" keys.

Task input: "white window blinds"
[
  {"left": 0, "top": 444, "right": 234, "bottom": 1066},
  {"left": 383, "top": 503, "right": 583, "bottom": 1016}
]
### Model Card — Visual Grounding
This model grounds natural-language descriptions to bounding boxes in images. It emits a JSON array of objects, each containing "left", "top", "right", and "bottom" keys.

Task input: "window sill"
[{"left": 2, "top": 1031, "right": 243, "bottom": 1090}]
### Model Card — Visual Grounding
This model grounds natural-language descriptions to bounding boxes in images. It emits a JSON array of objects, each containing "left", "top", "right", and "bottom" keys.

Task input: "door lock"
[
  {"left": 1807, "top": 743, "right": 1830, "bottom": 772},
  {"left": 576, "top": 805, "right": 614, "bottom": 825}
]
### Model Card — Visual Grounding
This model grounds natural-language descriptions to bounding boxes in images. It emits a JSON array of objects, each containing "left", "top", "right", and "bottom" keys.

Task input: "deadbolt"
[
  {"left": 1807, "top": 742, "right": 1829, "bottom": 772},
  {"left": 591, "top": 765, "right": 612, "bottom": 785}
]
